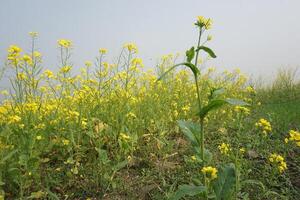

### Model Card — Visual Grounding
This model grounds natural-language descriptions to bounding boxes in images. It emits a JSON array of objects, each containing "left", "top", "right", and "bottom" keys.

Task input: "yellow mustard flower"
[
  {"left": 8, "top": 115, "right": 21, "bottom": 124},
  {"left": 269, "top": 153, "right": 287, "bottom": 173},
  {"left": 255, "top": 118, "right": 272, "bottom": 136},
  {"left": 8, "top": 45, "right": 22, "bottom": 56},
  {"left": 196, "top": 16, "right": 213, "bottom": 30},
  {"left": 23, "top": 54, "right": 32, "bottom": 64},
  {"left": 44, "top": 69, "right": 55, "bottom": 79},
  {"left": 58, "top": 39, "right": 72, "bottom": 48},
  {"left": 218, "top": 143, "right": 231, "bottom": 155},
  {"left": 234, "top": 106, "right": 250, "bottom": 115},
  {"left": 124, "top": 43, "right": 138, "bottom": 53},
  {"left": 239, "top": 147, "right": 245, "bottom": 154},
  {"left": 99, "top": 48, "right": 107, "bottom": 54},
  {"left": 191, "top": 155, "right": 197, "bottom": 161},
  {"left": 285, "top": 130, "right": 300, "bottom": 147},
  {"left": 62, "top": 139, "right": 70, "bottom": 146},
  {"left": 201, "top": 166, "right": 218, "bottom": 180},
  {"left": 245, "top": 86, "right": 256, "bottom": 94},
  {"left": 33, "top": 51, "right": 42, "bottom": 58},
  {"left": 60, "top": 65, "right": 72, "bottom": 73},
  {"left": 16, "top": 72, "right": 27, "bottom": 80},
  {"left": 36, "top": 135, "right": 42, "bottom": 140}
]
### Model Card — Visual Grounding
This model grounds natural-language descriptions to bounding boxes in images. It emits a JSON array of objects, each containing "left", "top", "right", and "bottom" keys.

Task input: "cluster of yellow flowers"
[
  {"left": 60, "top": 65, "right": 72, "bottom": 73},
  {"left": 285, "top": 130, "right": 300, "bottom": 147},
  {"left": 218, "top": 142, "right": 231, "bottom": 155},
  {"left": 201, "top": 166, "right": 218, "bottom": 180},
  {"left": 62, "top": 139, "right": 70, "bottom": 146},
  {"left": 255, "top": 118, "right": 272, "bottom": 136},
  {"left": 17, "top": 72, "right": 27, "bottom": 80},
  {"left": 99, "top": 48, "right": 108, "bottom": 54},
  {"left": 43, "top": 69, "right": 55, "bottom": 79},
  {"left": 58, "top": 39, "right": 72, "bottom": 48},
  {"left": 196, "top": 16, "right": 213, "bottom": 30},
  {"left": 269, "top": 153, "right": 287, "bottom": 173},
  {"left": 124, "top": 43, "right": 138, "bottom": 53},
  {"left": 234, "top": 106, "right": 250, "bottom": 115},
  {"left": 22, "top": 54, "right": 33, "bottom": 65},
  {"left": 7, "top": 45, "right": 22, "bottom": 62}
]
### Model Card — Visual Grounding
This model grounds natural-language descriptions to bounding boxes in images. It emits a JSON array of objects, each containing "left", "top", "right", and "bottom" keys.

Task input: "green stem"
[
  {"left": 193, "top": 27, "right": 205, "bottom": 162},
  {"left": 200, "top": 118, "right": 204, "bottom": 161},
  {"left": 194, "top": 28, "right": 203, "bottom": 69}
]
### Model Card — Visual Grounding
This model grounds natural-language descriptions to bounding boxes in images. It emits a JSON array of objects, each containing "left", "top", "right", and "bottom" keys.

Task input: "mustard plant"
[{"left": 158, "top": 16, "right": 248, "bottom": 199}]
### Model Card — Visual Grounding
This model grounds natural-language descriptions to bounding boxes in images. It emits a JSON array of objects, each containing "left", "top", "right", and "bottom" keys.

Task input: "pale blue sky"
[{"left": 1, "top": 0, "right": 300, "bottom": 82}]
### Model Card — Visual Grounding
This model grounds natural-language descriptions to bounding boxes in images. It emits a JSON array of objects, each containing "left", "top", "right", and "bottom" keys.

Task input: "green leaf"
[
  {"left": 198, "top": 98, "right": 248, "bottom": 119},
  {"left": 225, "top": 98, "right": 248, "bottom": 106},
  {"left": 198, "top": 99, "right": 228, "bottom": 119},
  {"left": 170, "top": 184, "right": 206, "bottom": 200},
  {"left": 213, "top": 163, "right": 236, "bottom": 200},
  {"left": 183, "top": 62, "right": 199, "bottom": 76},
  {"left": 197, "top": 46, "right": 217, "bottom": 58},
  {"left": 157, "top": 62, "right": 199, "bottom": 81},
  {"left": 177, "top": 120, "right": 200, "bottom": 147},
  {"left": 186, "top": 46, "right": 195, "bottom": 63}
]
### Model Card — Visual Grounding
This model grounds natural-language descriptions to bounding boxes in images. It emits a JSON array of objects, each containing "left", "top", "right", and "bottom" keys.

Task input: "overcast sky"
[{"left": 1, "top": 0, "right": 300, "bottom": 83}]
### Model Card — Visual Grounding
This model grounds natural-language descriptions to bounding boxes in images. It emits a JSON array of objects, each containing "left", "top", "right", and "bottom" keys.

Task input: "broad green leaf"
[
  {"left": 177, "top": 120, "right": 200, "bottom": 146},
  {"left": 197, "top": 46, "right": 217, "bottom": 58},
  {"left": 186, "top": 46, "right": 195, "bottom": 63},
  {"left": 170, "top": 184, "right": 206, "bottom": 200},
  {"left": 225, "top": 98, "right": 248, "bottom": 106},
  {"left": 198, "top": 98, "right": 248, "bottom": 119},
  {"left": 198, "top": 99, "right": 228, "bottom": 119},
  {"left": 213, "top": 163, "right": 236, "bottom": 200},
  {"left": 183, "top": 62, "right": 199, "bottom": 76}
]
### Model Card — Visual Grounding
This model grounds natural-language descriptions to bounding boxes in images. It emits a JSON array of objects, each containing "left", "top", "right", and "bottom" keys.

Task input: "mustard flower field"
[{"left": 0, "top": 17, "right": 299, "bottom": 199}]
